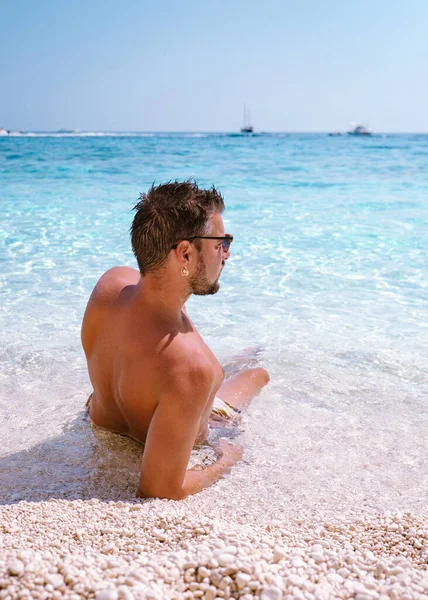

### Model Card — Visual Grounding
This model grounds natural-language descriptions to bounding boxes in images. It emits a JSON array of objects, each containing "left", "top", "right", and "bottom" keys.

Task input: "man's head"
[{"left": 131, "top": 181, "right": 230, "bottom": 294}]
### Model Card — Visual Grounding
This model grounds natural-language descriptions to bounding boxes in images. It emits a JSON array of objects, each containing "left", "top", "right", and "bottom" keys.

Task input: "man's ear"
[{"left": 176, "top": 240, "right": 192, "bottom": 266}]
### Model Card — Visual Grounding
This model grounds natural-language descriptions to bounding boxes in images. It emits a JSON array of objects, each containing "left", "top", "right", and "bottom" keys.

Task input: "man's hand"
[
  {"left": 216, "top": 438, "right": 244, "bottom": 469},
  {"left": 137, "top": 437, "right": 244, "bottom": 500}
]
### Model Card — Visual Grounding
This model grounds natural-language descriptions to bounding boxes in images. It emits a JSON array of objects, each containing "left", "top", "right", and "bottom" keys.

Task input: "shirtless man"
[{"left": 81, "top": 181, "right": 269, "bottom": 500}]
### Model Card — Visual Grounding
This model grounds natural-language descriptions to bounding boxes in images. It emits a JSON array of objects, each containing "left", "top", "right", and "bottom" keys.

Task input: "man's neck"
[{"left": 134, "top": 273, "right": 190, "bottom": 323}]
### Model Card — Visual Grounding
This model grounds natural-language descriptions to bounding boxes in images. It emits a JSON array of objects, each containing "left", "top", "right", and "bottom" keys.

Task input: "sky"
[{"left": 1, "top": 0, "right": 427, "bottom": 132}]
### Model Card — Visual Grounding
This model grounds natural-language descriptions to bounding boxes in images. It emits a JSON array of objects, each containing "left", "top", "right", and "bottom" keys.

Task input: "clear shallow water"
[{"left": 0, "top": 133, "right": 427, "bottom": 516}]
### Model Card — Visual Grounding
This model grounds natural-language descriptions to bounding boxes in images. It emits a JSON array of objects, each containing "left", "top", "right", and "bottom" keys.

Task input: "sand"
[{"left": 1, "top": 496, "right": 427, "bottom": 599}]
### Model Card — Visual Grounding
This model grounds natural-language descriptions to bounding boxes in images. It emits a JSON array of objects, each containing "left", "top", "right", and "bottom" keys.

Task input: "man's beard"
[{"left": 189, "top": 255, "right": 221, "bottom": 296}]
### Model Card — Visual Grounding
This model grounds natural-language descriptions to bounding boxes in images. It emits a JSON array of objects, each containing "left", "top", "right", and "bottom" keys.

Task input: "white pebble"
[
  {"left": 117, "top": 585, "right": 135, "bottom": 600},
  {"left": 214, "top": 545, "right": 237, "bottom": 556},
  {"left": 236, "top": 572, "right": 252, "bottom": 590},
  {"left": 217, "top": 553, "right": 236, "bottom": 567},
  {"left": 338, "top": 568, "right": 350, "bottom": 578},
  {"left": 207, "top": 557, "right": 219, "bottom": 568},
  {"left": 203, "top": 587, "right": 217, "bottom": 600},
  {"left": 291, "top": 558, "right": 305, "bottom": 568},
  {"left": 8, "top": 559, "right": 25, "bottom": 576},
  {"left": 45, "top": 574, "right": 64, "bottom": 589},
  {"left": 198, "top": 566, "right": 211, "bottom": 579},
  {"left": 96, "top": 589, "right": 119, "bottom": 600},
  {"left": 273, "top": 546, "right": 286, "bottom": 563},
  {"left": 314, "top": 589, "right": 330, "bottom": 600},
  {"left": 261, "top": 586, "right": 282, "bottom": 600},
  {"left": 169, "top": 567, "right": 181, "bottom": 581},
  {"left": 310, "top": 552, "right": 325, "bottom": 563}
]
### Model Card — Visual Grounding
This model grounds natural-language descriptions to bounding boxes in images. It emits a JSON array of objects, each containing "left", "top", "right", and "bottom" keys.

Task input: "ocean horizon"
[{"left": 3, "top": 129, "right": 428, "bottom": 135}]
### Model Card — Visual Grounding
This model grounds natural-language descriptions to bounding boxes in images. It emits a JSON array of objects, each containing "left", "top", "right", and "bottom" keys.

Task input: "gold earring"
[{"left": 180, "top": 267, "right": 189, "bottom": 277}]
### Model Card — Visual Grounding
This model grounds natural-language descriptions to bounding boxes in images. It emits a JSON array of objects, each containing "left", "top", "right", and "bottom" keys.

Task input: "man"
[{"left": 81, "top": 181, "right": 269, "bottom": 500}]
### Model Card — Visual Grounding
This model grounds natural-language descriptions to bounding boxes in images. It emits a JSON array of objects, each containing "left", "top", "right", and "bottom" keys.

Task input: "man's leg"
[{"left": 216, "top": 367, "right": 269, "bottom": 410}]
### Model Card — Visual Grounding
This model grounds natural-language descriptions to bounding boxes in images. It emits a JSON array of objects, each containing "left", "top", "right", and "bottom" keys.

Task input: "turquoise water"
[{"left": 1, "top": 133, "right": 427, "bottom": 515}]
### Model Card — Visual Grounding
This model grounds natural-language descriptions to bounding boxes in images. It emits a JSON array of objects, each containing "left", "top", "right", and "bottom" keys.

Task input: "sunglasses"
[{"left": 172, "top": 235, "right": 233, "bottom": 252}]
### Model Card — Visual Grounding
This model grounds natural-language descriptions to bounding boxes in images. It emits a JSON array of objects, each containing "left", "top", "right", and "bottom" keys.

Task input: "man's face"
[{"left": 190, "top": 213, "right": 231, "bottom": 296}]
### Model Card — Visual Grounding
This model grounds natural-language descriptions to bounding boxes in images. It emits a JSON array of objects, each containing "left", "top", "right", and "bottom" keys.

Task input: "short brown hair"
[{"left": 130, "top": 180, "right": 225, "bottom": 274}]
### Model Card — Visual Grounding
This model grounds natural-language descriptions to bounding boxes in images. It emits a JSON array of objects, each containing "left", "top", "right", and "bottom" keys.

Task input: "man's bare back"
[
  {"left": 82, "top": 266, "right": 224, "bottom": 445},
  {"left": 81, "top": 182, "right": 269, "bottom": 499}
]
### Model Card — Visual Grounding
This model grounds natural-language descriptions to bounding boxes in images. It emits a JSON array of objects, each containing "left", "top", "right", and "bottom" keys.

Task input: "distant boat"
[
  {"left": 0, "top": 127, "right": 9, "bottom": 136},
  {"left": 347, "top": 123, "right": 371, "bottom": 135},
  {"left": 240, "top": 104, "right": 253, "bottom": 133}
]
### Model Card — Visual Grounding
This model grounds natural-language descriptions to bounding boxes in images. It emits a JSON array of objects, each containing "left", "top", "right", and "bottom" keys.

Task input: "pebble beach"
[
  {"left": 1, "top": 497, "right": 428, "bottom": 599},
  {"left": 1, "top": 422, "right": 428, "bottom": 600}
]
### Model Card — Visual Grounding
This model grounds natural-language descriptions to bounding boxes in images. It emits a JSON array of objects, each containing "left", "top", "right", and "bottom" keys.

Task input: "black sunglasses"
[{"left": 172, "top": 235, "right": 233, "bottom": 252}]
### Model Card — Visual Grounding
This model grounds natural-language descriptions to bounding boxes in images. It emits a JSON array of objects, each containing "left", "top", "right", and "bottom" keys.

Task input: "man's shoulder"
[
  {"left": 159, "top": 338, "right": 215, "bottom": 393},
  {"left": 164, "top": 339, "right": 212, "bottom": 371},
  {"left": 82, "top": 266, "right": 140, "bottom": 344},
  {"left": 119, "top": 337, "right": 214, "bottom": 414},
  {"left": 96, "top": 266, "right": 140, "bottom": 290},
  {"left": 90, "top": 266, "right": 140, "bottom": 305}
]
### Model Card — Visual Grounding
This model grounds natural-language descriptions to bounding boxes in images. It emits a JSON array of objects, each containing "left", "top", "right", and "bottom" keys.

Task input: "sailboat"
[{"left": 240, "top": 104, "right": 253, "bottom": 133}]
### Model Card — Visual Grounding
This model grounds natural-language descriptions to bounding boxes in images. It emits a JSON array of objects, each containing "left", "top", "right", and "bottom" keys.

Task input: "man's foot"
[{"left": 223, "top": 345, "right": 265, "bottom": 377}]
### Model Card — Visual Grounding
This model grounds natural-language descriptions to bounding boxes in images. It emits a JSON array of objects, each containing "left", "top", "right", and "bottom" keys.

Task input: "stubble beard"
[{"left": 189, "top": 255, "right": 221, "bottom": 296}]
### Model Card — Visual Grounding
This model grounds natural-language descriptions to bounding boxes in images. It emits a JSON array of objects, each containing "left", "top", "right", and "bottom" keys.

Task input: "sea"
[{"left": 1, "top": 132, "right": 427, "bottom": 519}]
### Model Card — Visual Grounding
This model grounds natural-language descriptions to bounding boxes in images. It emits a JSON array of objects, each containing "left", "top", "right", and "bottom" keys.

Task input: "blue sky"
[{"left": 1, "top": 0, "right": 427, "bottom": 132}]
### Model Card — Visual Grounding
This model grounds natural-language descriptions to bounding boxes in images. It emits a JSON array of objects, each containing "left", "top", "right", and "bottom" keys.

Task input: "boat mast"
[
  {"left": 241, "top": 103, "right": 253, "bottom": 133},
  {"left": 246, "top": 105, "right": 251, "bottom": 128}
]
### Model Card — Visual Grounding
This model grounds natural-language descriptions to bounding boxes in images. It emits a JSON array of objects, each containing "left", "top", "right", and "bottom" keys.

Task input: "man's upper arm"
[{"left": 138, "top": 358, "right": 213, "bottom": 500}]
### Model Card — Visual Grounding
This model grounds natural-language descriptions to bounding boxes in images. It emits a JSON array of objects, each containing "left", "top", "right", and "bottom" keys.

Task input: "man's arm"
[{"left": 136, "top": 357, "right": 242, "bottom": 500}]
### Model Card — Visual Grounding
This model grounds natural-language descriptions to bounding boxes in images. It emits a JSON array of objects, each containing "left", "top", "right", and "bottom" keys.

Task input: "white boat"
[
  {"left": 240, "top": 104, "right": 253, "bottom": 133},
  {"left": 347, "top": 123, "right": 371, "bottom": 135},
  {"left": 0, "top": 127, "right": 9, "bottom": 136}
]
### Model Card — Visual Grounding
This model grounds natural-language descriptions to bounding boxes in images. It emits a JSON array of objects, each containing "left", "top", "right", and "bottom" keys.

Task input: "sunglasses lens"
[{"left": 222, "top": 238, "right": 231, "bottom": 252}]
